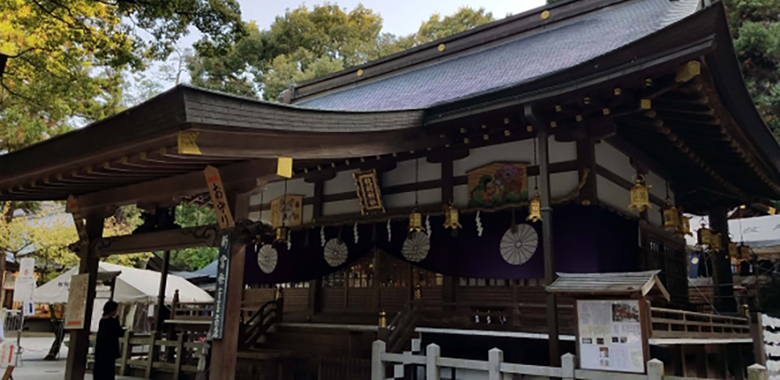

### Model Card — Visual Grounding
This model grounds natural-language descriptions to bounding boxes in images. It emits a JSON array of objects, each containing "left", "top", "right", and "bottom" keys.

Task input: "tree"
[
  {"left": 0, "top": 0, "right": 244, "bottom": 154},
  {"left": 168, "top": 203, "right": 218, "bottom": 271},
  {"left": 189, "top": 5, "right": 495, "bottom": 101}
]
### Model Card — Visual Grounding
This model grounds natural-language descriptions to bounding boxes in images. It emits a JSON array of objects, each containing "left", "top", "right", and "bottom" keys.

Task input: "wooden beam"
[
  {"left": 93, "top": 225, "right": 220, "bottom": 257},
  {"left": 77, "top": 159, "right": 278, "bottom": 216}
]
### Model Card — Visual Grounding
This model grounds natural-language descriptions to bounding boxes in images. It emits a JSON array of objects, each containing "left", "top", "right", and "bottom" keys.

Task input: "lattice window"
[{"left": 412, "top": 267, "right": 442, "bottom": 287}]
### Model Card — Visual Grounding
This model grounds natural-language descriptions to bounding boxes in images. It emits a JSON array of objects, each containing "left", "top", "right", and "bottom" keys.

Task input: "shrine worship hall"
[{"left": 0, "top": 0, "right": 778, "bottom": 379}]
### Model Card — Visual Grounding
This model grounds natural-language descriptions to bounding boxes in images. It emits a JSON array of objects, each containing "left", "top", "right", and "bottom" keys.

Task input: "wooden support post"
[
  {"left": 119, "top": 330, "right": 132, "bottom": 376},
  {"left": 709, "top": 206, "right": 737, "bottom": 312},
  {"left": 372, "top": 340, "right": 386, "bottom": 380},
  {"left": 537, "top": 125, "right": 561, "bottom": 366},
  {"left": 64, "top": 214, "right": 104, "bottom": 380},
  {"left": 427, "top": 344, "right": 441, "bottom": 380},
  {"left": 648, "top": 359, "right": 664, "bottom": 380},
  {"left": 209, "top": 191, "right": 250, "bottom": 380},
  {"left": 155, "top": 249, "right": 171, "bottom": 332},
  {"left": 488, "top": 347, "right": 503, "bottom": 380},
  {"left": 561, "top": 353, "right": 575, "bottom": 380},
  {"left": 173, "top": 333, "right": 184, "bottom": 380}
]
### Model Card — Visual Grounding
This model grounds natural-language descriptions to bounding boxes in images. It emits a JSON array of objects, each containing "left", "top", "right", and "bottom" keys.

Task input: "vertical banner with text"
[
  {"left": 210, "top": 232, "right": 232, "bottom": 340},
  {"left": 64, "top": 274, "right": 90, "bottom": 330}
]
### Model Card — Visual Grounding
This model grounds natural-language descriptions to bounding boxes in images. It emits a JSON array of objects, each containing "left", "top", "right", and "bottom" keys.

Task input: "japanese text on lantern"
[{"left": 204, "top": 165, "right": 235, "bottom": 229}]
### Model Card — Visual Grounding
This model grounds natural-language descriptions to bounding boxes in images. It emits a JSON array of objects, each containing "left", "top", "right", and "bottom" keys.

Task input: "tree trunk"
[{"left": 44, "top": 305, "right": 65, "bottom": 361}]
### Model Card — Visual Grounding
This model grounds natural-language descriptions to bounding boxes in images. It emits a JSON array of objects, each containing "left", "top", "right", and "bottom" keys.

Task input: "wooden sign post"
[{"left": 204, "top": 166, "right": 235, "bottom": 230}]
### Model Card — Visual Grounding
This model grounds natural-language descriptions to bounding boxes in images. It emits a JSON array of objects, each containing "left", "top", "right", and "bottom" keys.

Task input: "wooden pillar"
[
  {"left": 210, "top": 191, "right": 250, "bottom": 380},
  {"left": 64, "top": 214, "right": 104, "bottom": 380},
  {"left": 154, "top": 249, "right": 171, "bottom": 332},
  {"left": 709, "top": 206, "right": 737, "bottom": 312},
  {"left": 538, "top": 128, "right": 561, "bottom": 366}
]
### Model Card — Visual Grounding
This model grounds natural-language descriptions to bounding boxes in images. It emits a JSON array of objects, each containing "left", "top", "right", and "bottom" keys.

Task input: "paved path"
[{"left": 4, "top": 336, "right": 142, "bottom": 380}]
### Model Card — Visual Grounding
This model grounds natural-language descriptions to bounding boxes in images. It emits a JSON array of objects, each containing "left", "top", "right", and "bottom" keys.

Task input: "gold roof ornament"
[
  {"left": 443, "top": 204, "right": 462, "bottom": 230},
  {"left": 628, "top": 175, "right": 652, "bottom": 213},
  {"left": 409, "top": 210, "right": 425, "bottom": 233},
  {"left": 541, "top": 10, "right": 551, "bottom": 20},
  {"left": 527, "top": 191, "right": 542, "bottom": 223}
]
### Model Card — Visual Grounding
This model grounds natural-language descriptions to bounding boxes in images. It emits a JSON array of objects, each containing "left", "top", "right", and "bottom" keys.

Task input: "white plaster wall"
[
  {"left": 322, "top": 199, "right": 361, "bottom": 216},
  {"left": 383, "top": 189, "right": 441, "bottom": 209},
  {"left": 248, "top": 177, "right": 314, "bottom": 210},
  {"left": 595, "top": 141, "right": 634, "bottom": 181},
  {"left": 646, "top": 170, "right": 672, "bottom": 205},
  {"left": 384, "top": 158, "right": 441, "bottom": 186},
  {"left": 550, "top": 171, "right": 580, "bottom": 199},
  {"left": 324, "top": 170, "right": 356, "bottom": 194},
  {"left": 454, "top": 184, "right": 469, "bottom": 208},
  {"left": 597, "top": 174, "right": 640, "bottom": 218}
]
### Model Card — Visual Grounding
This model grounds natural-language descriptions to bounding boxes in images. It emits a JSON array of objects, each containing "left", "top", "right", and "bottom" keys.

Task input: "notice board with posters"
[
  {"left": 64, "top": 274, "right": 90, "bottom": 330},
  {"left": 577, "top": 300, "right": 645, "bottom": 373}
]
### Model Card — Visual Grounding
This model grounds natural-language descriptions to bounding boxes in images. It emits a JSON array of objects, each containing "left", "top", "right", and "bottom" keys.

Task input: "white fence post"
[
  {"left": 748, "top": 364, "right": 768, "bottom": 380},
  {"left": 647, "top": 359, "right": 664, "bottom": 380},
  {"left": 488, "top": 348, "right": 504, "bottom": 380},
  {"left": 427, "top": 344, "right": 441, "bottom": 380},
  {"left": 561, "top": 353, "right": 576, "bottom": 380},
  {"left": 372, "top": 340, "right": 386, "bottom": 380}
]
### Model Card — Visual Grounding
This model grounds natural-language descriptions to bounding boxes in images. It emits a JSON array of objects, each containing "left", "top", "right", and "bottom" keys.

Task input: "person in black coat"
[{"left": 94, "top": 300, "right": 123, "bottom": 380}]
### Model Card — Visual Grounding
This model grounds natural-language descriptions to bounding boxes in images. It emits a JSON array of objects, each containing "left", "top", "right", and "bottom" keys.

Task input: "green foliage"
[
  {"left": 189, "top": 5, "right": 494, "bottom": 101},
  {"left": 169, "top": 203, "right": 218, "bottom": 271},
  {"left": 728, "top": 0, "right": 780, "bottom": 140}
]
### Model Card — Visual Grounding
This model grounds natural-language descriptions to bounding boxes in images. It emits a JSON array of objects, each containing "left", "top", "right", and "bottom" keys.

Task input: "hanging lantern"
[
  {"left": 711, "top": 233, "right": 722, "bottom": 251},
  {"left": 729, "top": 242, "right": 738, "bottom": 258},
  {"left": 697, "top": 226, "right": 712, "bottom": 246},
  {"left": 662, "top": 204, "right": 681, "bottom": 232},
  {"left": 409, "top": 210, "right": 424, "bottom": 233},
  {"left": 275, "top": 226, "right": 289, "bottom": 244},
  {"left": 527, "top": 192, "right": 542, "bottom": 223},
  {"left": 628, "top": 175, "right": 652, "bottom": 212},
  {"left": 739, "top": 244, "right": 751, "bottom": 259},
  {"left": 443, "top": 204, "right": 462, "bottom": 230},
  {"left": 681, "top": 215, "right": 692, "bottom": 236}
]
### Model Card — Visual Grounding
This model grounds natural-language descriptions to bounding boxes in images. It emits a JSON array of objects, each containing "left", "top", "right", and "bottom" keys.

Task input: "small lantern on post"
[
  {"left": 628, "top": 175, "right": 652, "bottom": 212},
  {"left": 378, "top": 310, "right": 387, "bottom": 328},
  {"left": 527, "top": 191, "right": 542, "bottom": 223}
]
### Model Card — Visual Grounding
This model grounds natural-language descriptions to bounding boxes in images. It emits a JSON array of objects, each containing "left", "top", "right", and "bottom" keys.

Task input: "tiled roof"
[{"left": 297, "top": 0, "right": 699, "bottom": 111}]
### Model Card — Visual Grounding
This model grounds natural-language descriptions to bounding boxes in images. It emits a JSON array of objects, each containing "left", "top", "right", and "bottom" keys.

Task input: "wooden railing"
[
  {"left": 89, "top": 331, "right": 206, "bottom": 379},
  {"left": 171, "top": 301, "right": 214, "bottom": 321},
  {"left": 649, "top": 306, "right": 751, "bottom": 339},
  {"left": 372, "top": 340, "right": 768, "bottom": 380},
  {"left": 240, "top": 298, "right": 284, "bottom": 350}
]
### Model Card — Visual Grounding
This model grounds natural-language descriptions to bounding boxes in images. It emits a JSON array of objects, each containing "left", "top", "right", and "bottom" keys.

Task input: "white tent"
[
  {"left": 33, "top": 262, "right": 213, "bottom": 304},
  {"left": 686, "top": 214, "right": 780, "bottom": 258}
]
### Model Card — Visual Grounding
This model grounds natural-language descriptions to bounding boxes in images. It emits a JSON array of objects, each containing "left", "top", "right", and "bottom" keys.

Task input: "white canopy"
[
  {"left": 33, "top": 262, "right": 214, "bottom": 305},
  {"left": 686, "top": 214, "right": 780, "bottom": 258}
]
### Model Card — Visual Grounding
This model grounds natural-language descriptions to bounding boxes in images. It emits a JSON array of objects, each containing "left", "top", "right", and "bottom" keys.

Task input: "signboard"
[
  {"left": 270, "top": 195, "right": 303, "bottom": 228},
  {"left": 467, "top": 163, "right": 528, "bottom": 207},
  {"left": 211, "top": 232, "right": 232, "bottom": 340},
  {"left": 64, "top": 274, "right": 90, "bottom": 330},
  {"left": 204, "top": 165, "right": 235, "bottom": 230},
  {"left": 353, "top": 169, "right": 385, "bottom": 215},
  {"left": 577, "top": 300, "right": 645, "bottom": 373},
  {"left": 18, "top": 258, "right": 34, "bottom": 278},
  {"left": 12, "top": 277, "right": 35, "bottom": 303}
]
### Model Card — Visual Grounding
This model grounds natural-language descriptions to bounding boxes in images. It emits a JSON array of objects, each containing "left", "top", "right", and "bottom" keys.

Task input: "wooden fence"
[
  {"left": 90, "top": 331, "right": 206, "bottom": 379},
  {"left": 371, "top": 340, "right": 769, "bottom": 380}
]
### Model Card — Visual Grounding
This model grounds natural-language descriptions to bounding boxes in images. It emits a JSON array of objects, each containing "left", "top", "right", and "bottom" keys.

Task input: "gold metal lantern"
[
  {"left": 681, "top": 215, "right": 692, "bottom": 236},
  {"left": 711, "top": 233, "right": 722, "bottom": 251},
  {"left": 409, "top": 211, "right": 424, "bottom": 233},
  {"left": 662, "top": 205, "right": 681, "bottom": 232},
  {"left": 443, "top": 204, "right": 463, "bottom": 230},
  {"left": 628, "top": 175, "right": 652, "bottom": 212},
  {"left": 527, "top": 192, "right": 542, "bottom": 223},
  {"left": 697, "top": 227, "right": 712, "bottom": 246},
  {"left": 275, "top": 226, "right": 289, "bottom": 244}
]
